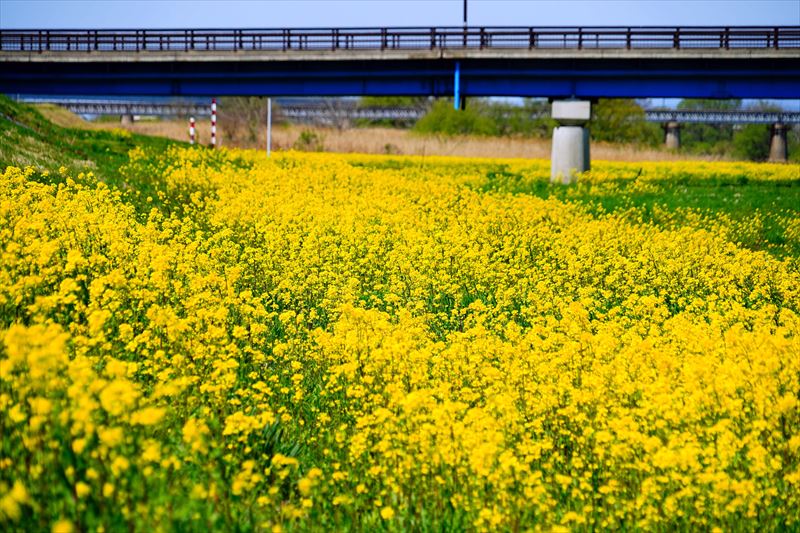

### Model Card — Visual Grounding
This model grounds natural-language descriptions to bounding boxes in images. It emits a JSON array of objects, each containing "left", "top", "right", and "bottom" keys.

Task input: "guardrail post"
[
  {"left": 529, "top": 28, "right": 535, "bottom": 49},
  {"left": 774, "top": 27, "right": 779, "bottom": 49},
  {"left": 333, "top": 29, "right": 338, "bottom": 51},
  {"left": 381, "top": 28, "right": 387, "bottom": 50},
  {"left": 626, "top": 28, "right": 631, "bottom": 49},
  {"left": 578, "top": 28, "right": 583, "bottom": 50},
  {"left": 430, "top": 28, "right": 436, "bottom": 49}
]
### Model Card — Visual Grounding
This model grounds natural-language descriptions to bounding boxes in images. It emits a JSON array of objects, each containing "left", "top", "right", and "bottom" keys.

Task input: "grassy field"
[
  {"left": 34, "top": 103, "right": 724, "bottom": 162},
  {"left": 2, "top": 96, "right": 800, "bottom": 531}
]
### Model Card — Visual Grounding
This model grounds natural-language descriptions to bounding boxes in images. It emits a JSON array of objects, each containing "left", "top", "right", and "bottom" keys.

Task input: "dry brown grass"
[
  {"left": 119, "top": 120, "right": 724, "bottom": 162},
  {"left": 34, "top": 106, "right": 725, "bottom": 162},
  {"left": 35, "top": 104, "right": 105, "bottom": 129}
]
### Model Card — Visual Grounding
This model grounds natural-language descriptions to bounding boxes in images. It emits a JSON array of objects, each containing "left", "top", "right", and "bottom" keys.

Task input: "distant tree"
[
  {"left": 413, "top": 98, "right": 498, "bottom": 136},
  {"left": 591, "top": 99, "right": 661, "bottom": 146},
  {"left": 677, "top": 99, "right": 742, "bottom": 111},
  {"left": 412, "top": 98, "right": 558, "bottom": 138},
  {"left": 358, "top": 96, "right": 430, "bottom": 109},
  {"left": 733, "top": 124, "right": 772, "bottom": 161},
  {"left": 356, "top": 96, "right": 430, "bottom": 128},
  {"left": 676, "top": 99, "right": 741, "bottom": 154},
  {"left": 744, "top": 100, "right": 782, "bottom": 113},
  {"left": 485, "top": 99, "right": 554, "bottom": 138},
  {"left": 220, "top": 97, "right": 271, "bottom": 145}
]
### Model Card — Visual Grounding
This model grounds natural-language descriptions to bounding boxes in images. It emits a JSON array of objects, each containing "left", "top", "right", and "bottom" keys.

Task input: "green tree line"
[{"left": 362, "top": 96, "right": 798, "bottom": 162}]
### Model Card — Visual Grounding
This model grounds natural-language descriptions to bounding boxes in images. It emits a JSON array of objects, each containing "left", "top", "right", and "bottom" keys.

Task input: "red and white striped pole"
[
  {"left": 210, "top": 98, "right": 217, "bottom": 148},
  {"left": 189, "top": 116, "right": 196, "bottom": 145}
]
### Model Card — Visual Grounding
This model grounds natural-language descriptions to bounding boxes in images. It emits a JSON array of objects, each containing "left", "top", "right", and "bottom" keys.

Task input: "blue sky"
[{"left": 2, "top": 0, "right": 799, "bottom": 28}]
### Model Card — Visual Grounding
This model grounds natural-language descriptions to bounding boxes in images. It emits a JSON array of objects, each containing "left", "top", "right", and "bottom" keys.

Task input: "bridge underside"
[{"left": 2, "top": 57, "right": 798, "bottom": 98}]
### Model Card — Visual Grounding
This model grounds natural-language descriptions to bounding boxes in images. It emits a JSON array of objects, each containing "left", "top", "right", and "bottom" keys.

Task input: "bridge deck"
[{"left": 2, "top": 27, "right": 798, "bottom": 99}]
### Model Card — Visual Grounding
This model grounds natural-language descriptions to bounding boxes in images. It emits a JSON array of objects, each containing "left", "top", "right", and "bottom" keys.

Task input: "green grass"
[
  {"left": 0, "top": 95, "right": 208, "bottom": 219},
  {"left": 478, "top": 165, "right": 800, "bottom": 259},
  {"left": 0, "top": 95, "right": 177, "bottom": 179}
]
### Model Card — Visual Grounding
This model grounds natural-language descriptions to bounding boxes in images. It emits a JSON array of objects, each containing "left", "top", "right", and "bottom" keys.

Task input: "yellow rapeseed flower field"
[{"left": 1, "top": 148, "right": 799, "bottom": 531}]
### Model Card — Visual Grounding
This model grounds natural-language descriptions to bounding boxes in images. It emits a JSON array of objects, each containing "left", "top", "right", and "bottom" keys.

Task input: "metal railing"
[
  {"left": 20, "top": 97, "right": 210, "bottom": 116},
  {"left": 1, "top": 26, "right": 798, "bottom": 53},
  {"left": 646, "top": 110, "right": 800, "bottom": 124}
]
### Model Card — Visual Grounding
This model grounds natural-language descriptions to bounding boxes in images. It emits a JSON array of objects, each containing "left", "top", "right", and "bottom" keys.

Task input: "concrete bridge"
[
  {"left": 2, "top": 27, "right": 798, "bottom": 99},
  {"left": 3, "top": 26, "right": 799, "bottom": 179},
  {"left": 648, "top": 110, "right": 800, "bottom": 161}
]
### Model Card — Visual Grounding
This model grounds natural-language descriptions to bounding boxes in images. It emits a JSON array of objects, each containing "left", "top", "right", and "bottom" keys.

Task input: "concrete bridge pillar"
[
  {"left": 120, "top": 114, "right": 135, "bottom": 125},
  {"left": 551, "top": 100, "right": 591, "bottom": 184},
  {"left": 769, "top": 123, "right": 788, "bottom": 163},
  {"left": 664, "top": 121, "right": 681, "bottom": 149}
]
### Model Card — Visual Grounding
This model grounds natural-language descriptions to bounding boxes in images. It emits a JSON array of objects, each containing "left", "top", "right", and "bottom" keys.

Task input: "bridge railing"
[{"left": 2, "top": 26, "right": 799, "bottom": 52}]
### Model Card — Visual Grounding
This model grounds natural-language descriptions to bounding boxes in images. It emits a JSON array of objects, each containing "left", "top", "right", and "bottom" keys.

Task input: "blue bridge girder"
[{"left": 1, "top": 26, "right": 798, "bottom": 99}]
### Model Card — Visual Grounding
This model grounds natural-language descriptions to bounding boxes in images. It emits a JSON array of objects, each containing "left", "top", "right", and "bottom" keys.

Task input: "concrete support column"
[
  {"left": 769, "top": 123, "right": 788, "bottom": 163},
  {"left": 120, "top": 114, "right": 134, "bottom": 125},
  {"left": 665, "top": 121, "right": 681, "bottom": 150},
  {"left": 550, "top": 100, "right": 591, "bottom": 184}
]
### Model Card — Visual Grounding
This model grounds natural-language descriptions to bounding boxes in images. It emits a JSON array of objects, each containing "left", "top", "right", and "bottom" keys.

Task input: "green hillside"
[{"left": 0, "top": 95, "right": 178, "bottom": 183}]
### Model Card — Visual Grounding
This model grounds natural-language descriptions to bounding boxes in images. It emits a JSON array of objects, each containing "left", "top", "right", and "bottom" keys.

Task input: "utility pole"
[{"left": 266, "top": 97, "right": 272, "bottom": 157}]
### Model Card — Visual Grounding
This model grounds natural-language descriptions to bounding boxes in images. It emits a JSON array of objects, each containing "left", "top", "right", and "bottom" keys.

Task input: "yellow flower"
[
  {"left": 51, "top": 519, "right": 74, "bottom": 533},
  {"left": 75, "top": 482, "right": 90, "bottom": 499},
  {"left": 130, "top": 407, "right": 166, "bottom": 426}
]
